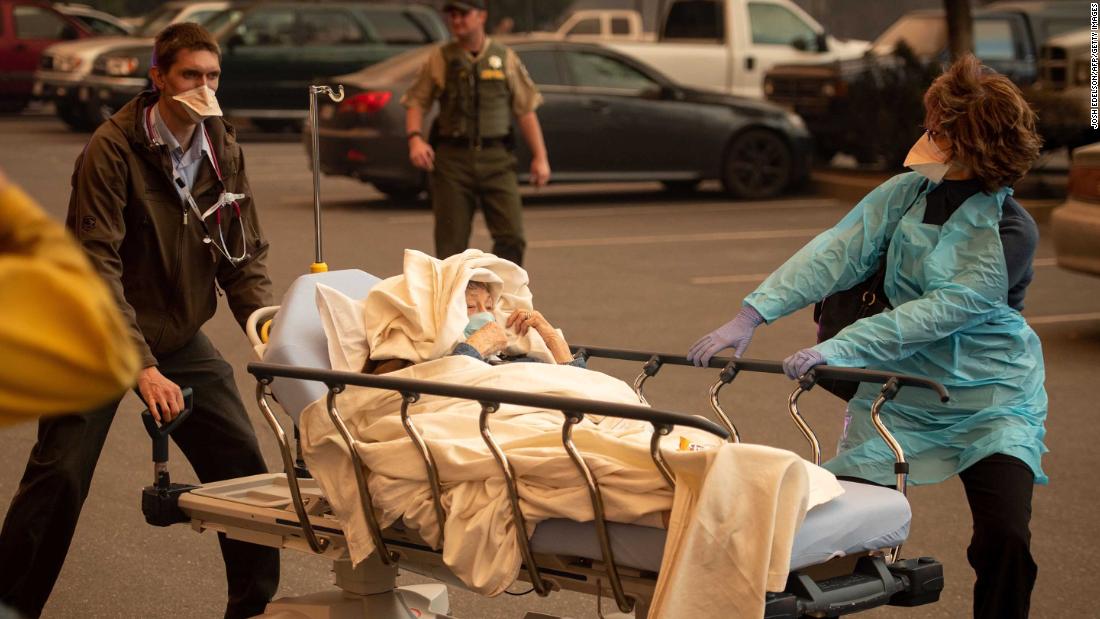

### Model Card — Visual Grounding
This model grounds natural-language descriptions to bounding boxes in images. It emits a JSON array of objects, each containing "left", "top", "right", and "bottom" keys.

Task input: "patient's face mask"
[
  {"left": 463, "top": 312, "right": 496, "bottom": 338},
  {"left": 904, "top": 131, "right": 951, "bottom": 183},
  {"left": 172, "top": 84, "right": 222, "bottom": 123}
]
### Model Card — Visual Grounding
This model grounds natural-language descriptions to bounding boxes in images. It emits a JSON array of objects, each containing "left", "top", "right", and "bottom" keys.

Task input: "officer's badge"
[{"left": 488, "top": 55, "right": 503, "bottom": 69}]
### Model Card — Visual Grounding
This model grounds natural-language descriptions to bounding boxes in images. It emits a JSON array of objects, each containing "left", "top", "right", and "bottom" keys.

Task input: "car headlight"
[
  {"left": 785, "top": 111, "right": 807, "bottom": 132},
  {"left": 55, "top": 55, "right": 83, "bottom": 72},
  {"left": 103, "top": 56, "right": 140, "bottom": 76}
]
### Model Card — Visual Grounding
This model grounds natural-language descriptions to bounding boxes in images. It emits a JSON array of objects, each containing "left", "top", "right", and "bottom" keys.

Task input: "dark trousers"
[
  {"left": 841, "top": 453, "right": 1036, "bottom": 618},
  {"left": 430, "top": 143, "right": 526, "bottom": 266},
  {"left": 0, "top": 333, "right": 279, "bottom": 619},
  {"left": 958, "top": 453, "right": 1037, "bottom": 619}
]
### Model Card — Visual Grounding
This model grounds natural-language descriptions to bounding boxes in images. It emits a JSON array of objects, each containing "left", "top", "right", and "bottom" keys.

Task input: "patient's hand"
[
  {"left": 506, "top": 309, "right": 555, "bottom": 338},
  {"left": 507, "top": 309, "right": 574, "bottom": 364},
  {"left": 466, "top": 322, "right": 507, "bottom": 358}
]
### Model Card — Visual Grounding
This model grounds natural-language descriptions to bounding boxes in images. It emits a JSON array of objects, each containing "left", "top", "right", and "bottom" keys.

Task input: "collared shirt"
[
  {"left": 400, "top": 37, "right": 543, "bottom": 117},
  {"left": 144, "top": 103, "right": 210, "bottom": 202}
]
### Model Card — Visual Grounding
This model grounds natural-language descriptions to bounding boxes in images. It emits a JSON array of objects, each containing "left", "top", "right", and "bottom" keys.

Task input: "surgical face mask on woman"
[
  {"left": 463, "top": 311, "right": 496, "bottom": 338},
  {"left": 904, "top": 130, "right": 952, "bottom": 183}
]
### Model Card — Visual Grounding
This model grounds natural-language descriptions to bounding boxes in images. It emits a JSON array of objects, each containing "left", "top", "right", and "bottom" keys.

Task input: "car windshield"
[
  {"left": 352, "top": 45, "right": 434, "bottom": 81},
  {"left": 871, "top": 15, "right": 946, "bottom": 57},
  {"left": 135, "top": 5, "right": 179, "bottom": 37},
  {"left": 70, "top": 14, "right": 129, "bottom": 36},
  {"left": 201, "top": 9, "right": 245, "bottom": 36}
]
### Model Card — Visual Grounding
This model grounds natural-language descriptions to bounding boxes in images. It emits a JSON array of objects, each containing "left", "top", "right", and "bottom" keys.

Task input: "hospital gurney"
[{"left": 140, "top": 269, "right": 946, "bottom": 618}]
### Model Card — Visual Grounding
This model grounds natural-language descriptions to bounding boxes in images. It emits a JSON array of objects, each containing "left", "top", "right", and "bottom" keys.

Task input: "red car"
[{"left": 0, "top": 0, "right": 94, "bottom": 112}]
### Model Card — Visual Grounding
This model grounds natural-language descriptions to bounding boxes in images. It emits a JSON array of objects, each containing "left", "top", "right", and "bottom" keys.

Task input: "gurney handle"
[
  {"left": 570, "top": 346, "right": 951, "bottom": 402},
  {"left": 247, "top": 363, "right": 731, "bottom": 441},
  {"left": 140, "top": 387, "right": 194, "bottom": 487}
]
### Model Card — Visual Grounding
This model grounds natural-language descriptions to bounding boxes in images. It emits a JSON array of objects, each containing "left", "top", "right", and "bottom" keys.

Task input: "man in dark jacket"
[{"left": 0, "top": 24, "right": 278, "bottom": 618}]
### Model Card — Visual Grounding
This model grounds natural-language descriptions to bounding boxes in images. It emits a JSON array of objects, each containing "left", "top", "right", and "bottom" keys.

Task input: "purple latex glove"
[
  {"left": 783, "top": 348, "right": 825, "bottom": 379},
  {"left": 688, "top": 305, "right": 765, "bottom": 367}
]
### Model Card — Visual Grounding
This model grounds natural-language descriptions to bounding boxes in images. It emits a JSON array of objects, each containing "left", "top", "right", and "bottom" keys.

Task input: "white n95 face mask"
[
  {"left": 172, "top": 84, "right": 222, "bottom": 123},
  {"left": 904, "top": 132, "right": 951, "bottom": 183}
]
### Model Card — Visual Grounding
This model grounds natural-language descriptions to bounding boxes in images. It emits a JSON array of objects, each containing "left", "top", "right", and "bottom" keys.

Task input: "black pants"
[
  {"left": 958, "top": 453, "right": 1037, "bottom": 619},
  {"left": 0, "top": 333, "right": 279, "bottom": 619},
  {"left": 841, "top": 453, "right": 1036, "bottom": 618}
]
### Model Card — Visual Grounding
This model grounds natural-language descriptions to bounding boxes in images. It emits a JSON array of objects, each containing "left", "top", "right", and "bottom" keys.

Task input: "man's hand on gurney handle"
[
  {"left": 688, "top": 305, "right": 765, "bottom": 367},
  {"left": 138, "top": 366, "right": 185, "bottom": 423},
  {"left": 507, "top": 310, "right": 574, "bottom": 364}
]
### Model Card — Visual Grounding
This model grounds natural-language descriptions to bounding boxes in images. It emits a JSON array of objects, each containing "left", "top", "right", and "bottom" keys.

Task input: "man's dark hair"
[{"left": 153, "top": 23, "right": 220, "bottom": 72}]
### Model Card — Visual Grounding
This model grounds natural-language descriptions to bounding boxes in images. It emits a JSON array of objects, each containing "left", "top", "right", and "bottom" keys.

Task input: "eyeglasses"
[{"left": 922, "top": 126, "right": 946, "bottom": 140}]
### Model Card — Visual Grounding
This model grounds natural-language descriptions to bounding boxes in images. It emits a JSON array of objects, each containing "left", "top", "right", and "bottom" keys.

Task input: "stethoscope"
[{"left": 145, "top": 105, "right": 250, "bottom": 265}]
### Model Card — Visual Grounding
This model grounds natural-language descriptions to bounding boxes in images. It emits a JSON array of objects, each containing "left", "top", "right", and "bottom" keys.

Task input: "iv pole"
[{"left": 308, "top": 84, "right": 345, "bottom": 273}]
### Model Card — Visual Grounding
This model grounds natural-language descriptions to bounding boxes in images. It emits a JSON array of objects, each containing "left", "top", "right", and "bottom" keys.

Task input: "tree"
[{"left": 944, "top": 0, "right": 973, "bottom": 60}]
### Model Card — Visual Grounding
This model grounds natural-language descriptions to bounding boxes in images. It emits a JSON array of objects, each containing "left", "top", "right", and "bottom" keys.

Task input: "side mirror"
[
  {"left": 226, "top": 33, "right": 244, "bottom": 51},
  {"left": 656, "top": 84, "right": 683, "bottom": 100},
  {"left": 60, "top": 25, "right": 80, "bottom": 40},
  {"left": 816, "top": 32, "right": 829, "bottom": 53}
]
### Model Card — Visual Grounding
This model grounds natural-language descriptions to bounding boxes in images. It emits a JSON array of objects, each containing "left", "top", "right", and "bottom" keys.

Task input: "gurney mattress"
[
  {"left": 530, "top": 480, "right": 910, "bottom": 571},
  {"left": 262, "top": 271, "right": 911, "bottom": 574}
]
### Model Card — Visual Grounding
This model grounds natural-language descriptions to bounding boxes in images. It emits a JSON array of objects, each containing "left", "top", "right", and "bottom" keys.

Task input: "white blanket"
[
  {"left": 299, "top": 356, "right": 844, "bottom": 616},
  {"left": 300, "top": 248, "right": 845, "bottom": 616},
  {"left": 364, "top": 249, "right": 559, "bottom": 364}
]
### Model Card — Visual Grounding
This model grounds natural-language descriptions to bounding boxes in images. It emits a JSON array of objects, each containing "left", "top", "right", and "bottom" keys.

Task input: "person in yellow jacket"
[{"left": 0, "top": 166, "right": 138, "bottom": 423}]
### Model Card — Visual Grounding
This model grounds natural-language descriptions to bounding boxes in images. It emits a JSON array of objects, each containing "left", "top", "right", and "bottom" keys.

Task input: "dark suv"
[
  {"left": 84, "top": 2, "right": 446, "bottom": 130},
  {"left": 764, "top": 1, "right": 1086, "bottom": 165}
]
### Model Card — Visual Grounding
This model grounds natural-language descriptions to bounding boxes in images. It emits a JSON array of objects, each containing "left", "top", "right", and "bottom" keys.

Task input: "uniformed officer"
[{"left": 403, "top": 0, "right": 550, "bottom": 267}]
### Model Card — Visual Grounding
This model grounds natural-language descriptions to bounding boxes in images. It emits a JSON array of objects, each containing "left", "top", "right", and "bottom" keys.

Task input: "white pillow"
[{"left": 315, "top": 283, "right": 370, "bottom": 372}]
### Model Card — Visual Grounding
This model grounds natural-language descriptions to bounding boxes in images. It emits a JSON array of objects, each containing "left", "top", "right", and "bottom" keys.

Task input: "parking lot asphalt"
[{"left": 1, "top": 111, "right": 1099, "bottom": 618}]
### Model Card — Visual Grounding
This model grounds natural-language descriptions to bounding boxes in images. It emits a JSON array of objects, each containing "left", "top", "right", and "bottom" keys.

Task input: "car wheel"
[
  {"left": 253, "top": 118, "right": 303, "bottom": 133},
  {"left": 0, "top": 97, "right": 28, "bottom": 114},
  {"left": 90, "top": 102, "right": 117, "bottom": 125},
  {"left": 372, "top": 181, "right": 424, "bottom": 202},
  {"left": 57, "top": 102, "right": 93, "bottom": 131},
  {"left": 721, "top": 129, "right": 793, "bottom": 199},
  {"left": 661, "top": 180, "right": 701, "bottom": 193}
]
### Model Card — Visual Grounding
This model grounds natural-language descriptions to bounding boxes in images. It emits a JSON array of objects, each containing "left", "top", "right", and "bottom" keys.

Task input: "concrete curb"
[{"left": 810, "top": 169, "right": 1064, "bottom": 223}]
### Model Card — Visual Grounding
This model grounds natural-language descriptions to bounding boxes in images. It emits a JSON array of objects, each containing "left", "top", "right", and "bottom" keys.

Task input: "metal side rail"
[
  {"left": 246, "top": 361, "right": 731, "bottom": 614},
  {"left": 140, "top": 357, "right": 946, "bottom": 617}
]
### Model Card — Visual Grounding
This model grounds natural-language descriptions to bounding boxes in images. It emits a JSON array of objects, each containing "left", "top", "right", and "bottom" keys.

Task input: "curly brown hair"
[{"left": 923, "top": 54, "right": 1041, "bottom": 192}]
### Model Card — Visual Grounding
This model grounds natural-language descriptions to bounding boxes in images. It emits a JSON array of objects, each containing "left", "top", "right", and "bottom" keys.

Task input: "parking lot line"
[
  {"left": 1025, "top": 312, "right": 1100, "bottom": 325},
  {"left": 691, "top": 257, "right": 1062, "bottom": 286},
  {"left": 386, "top": 198, "right": 841, "bottom": 224},
  {"left": 691, "top": 273, "right": 773, "bottom": 285},
  {"left": 526, "top": 228, "right": 823, "bottom": 249}
]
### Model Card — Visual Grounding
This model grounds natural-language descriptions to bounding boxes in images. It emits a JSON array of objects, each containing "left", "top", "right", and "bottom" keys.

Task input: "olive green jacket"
[{"left": 66, "top": 90, "right": 272, "bottom": 367}]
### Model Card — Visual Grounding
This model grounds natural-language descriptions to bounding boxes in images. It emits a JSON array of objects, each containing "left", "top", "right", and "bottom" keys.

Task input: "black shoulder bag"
[
  {"left": 812, "top": 182, "right": 926, "bottom": 401},
  {"left": 812, "top": 259, "right": 892, "bottom": 401}
]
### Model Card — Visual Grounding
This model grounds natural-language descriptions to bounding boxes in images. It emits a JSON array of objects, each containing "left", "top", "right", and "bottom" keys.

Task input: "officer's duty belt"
[{"left": 436, "top": 136, "right": 509, "bottom": 149}]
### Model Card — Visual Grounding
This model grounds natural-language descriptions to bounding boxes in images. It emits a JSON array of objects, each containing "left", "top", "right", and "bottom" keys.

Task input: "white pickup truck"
[{"left": 604, "top": 0, "right": 869, "bottom": 99}]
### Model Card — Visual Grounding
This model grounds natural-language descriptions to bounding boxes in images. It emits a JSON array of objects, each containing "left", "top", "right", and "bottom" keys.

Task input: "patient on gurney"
[
  {"left": 304, "top": 249, "right": 846, "bottom": 617},
  {"left": 364, "top": 280, "right": 583, "bottom": 374}
]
